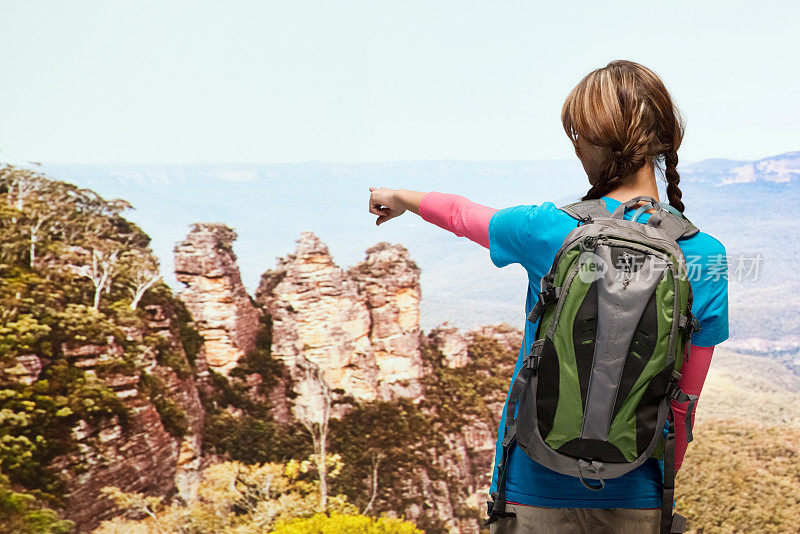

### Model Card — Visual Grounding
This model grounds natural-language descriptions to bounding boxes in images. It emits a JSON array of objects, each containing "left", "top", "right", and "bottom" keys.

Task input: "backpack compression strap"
[
  {"left": 485, "top": 331, "right": 544, "bottom": 525},
  {"left": 661, "top": 404, "right": 690, "bottom": 533}
]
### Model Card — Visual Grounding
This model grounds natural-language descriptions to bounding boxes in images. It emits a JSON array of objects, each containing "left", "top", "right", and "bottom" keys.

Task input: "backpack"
[{"left": 486, "top": 196, "right": 701, "bottom": 534}]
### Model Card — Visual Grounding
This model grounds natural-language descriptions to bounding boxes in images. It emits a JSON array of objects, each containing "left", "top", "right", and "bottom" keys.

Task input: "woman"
[{"left": 367, "top": 60, "right": 728, "bottom": 534}]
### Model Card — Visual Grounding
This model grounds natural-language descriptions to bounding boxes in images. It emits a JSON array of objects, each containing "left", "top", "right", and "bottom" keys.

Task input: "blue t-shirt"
[{"left": 487, "top": 196, "right": 729, "bottom": 508}]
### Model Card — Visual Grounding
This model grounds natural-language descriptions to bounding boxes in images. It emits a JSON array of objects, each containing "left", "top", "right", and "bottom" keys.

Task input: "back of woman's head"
[{"left": 561, "top": 60, "right": 686, "bottom": 212}]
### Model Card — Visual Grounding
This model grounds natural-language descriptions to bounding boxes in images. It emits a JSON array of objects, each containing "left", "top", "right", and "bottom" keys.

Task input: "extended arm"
[
  {"left": 671, "top": 344, "right": 715, "bottom": 472},
  {"left": 369, "top": 188, "right": 497, "bottom": 248},
  {"left": 419, "top": 192, "right": 497, "bottom": 248}
]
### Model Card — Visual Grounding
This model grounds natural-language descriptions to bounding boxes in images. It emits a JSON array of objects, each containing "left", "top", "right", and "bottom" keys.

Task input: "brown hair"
[{"left": 561, "top": 60, "right": 686, "bottom": 212}]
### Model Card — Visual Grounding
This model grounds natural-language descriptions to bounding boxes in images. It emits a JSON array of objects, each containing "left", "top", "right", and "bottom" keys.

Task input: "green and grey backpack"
[{"left": 487, "top": 196, "right": 700, "bottom": 534}]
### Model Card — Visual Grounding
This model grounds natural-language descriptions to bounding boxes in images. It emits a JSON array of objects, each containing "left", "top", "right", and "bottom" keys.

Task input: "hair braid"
[
  {"left": 582, "top": 172, "right": 622, "bottom": 200},
  {"left": 664, "top": 148, "right": 684, "bottom": 213},
  {"left": 582, "top": 140, "right": 650, "bottom": 201}
]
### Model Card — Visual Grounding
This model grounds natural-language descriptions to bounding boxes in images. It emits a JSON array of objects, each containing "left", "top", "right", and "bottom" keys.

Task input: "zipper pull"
[{"left": 580, "top": 235, "right": 597, "bottom": 254}]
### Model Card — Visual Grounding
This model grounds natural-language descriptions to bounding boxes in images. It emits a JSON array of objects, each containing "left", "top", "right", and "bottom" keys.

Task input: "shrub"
[
  {"left": 94, "top": 459, "right": 373, "bottom": 533},
  {"left": 271, "top": 512, "right": 422, "bottom": 534},
  {"left": 0, "top": 472, "right": 74, "bottom": 534}
]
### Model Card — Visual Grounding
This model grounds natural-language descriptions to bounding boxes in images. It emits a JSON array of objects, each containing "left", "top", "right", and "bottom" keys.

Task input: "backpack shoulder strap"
[
  {"left": 559, "top": 199, "right": 611, "bottom": 222},
  {"left": 656, "top": 203, "right": 700, "bottom": 241},
  {"left": 562, "top": 198, "right": 700, "bottom": 241}
]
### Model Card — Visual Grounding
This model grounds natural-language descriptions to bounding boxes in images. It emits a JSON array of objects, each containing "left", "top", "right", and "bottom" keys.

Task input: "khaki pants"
[{"left": 489, "top": 504, "right": 661, "bottom": 534}]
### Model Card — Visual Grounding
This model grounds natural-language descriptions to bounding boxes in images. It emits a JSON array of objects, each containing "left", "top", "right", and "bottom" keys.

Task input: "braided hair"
[{"left": 562, "top": 60, "right": 686, "bottom": 212}]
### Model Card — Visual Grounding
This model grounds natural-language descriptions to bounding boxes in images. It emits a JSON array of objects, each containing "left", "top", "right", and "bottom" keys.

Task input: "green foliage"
[
  {"left": 138, "top": 372, "right": 188, "bottom": 438},
  {"left": 94, "top": 357, "right": 137, "bottom": 377},
  {"left": 46, "top": 360, "right": 128, "bottom": 423},
  {"left": 150, "top": 334, "right": 192, "bottom": 380},
  {"left": 154, "top": 398, "right": 189, "bottom": 438},
  {"left": 51, "top": 304, "right": 121, "bottom": 346},
  {"left": 201, "top": 363, "right": 309, "bottom": 464},
  {"left": 329, "top": 400, "right": 431, "bottom": 513},
  {"left": 0, "top": 472, "right": 74, "bottom": 534},
  {"left": 271, "top": 512, "right": 422, "bottom": 534},
  {"left": 420, "top": 335, "right": 513, "bottom": 434},
  {"left": 0, "top": 361, "right": 127, "bottom": 497},
  {"left": 204, "top": 369, "right": 264, "bottom": 414},
  {"left": 0, "top": 164, "right": 205, "bottom": 506},
  {"left": 203, "top": 411, "right": 310, "bottom": 464},
  {"left": 228, "top": 314, "right": 282, "bottom": 395},
  {"left": 175, "top": 304, "right": 203, "bottom": 366},
  {"left": 0, "top": 314, "right": 51, "bottom": 359},
  {"left": 198, "top": 313, "right": 307, "bottom": 464}
]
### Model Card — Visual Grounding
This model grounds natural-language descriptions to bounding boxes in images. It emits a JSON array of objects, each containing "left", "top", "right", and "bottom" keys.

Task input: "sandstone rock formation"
[
  {"left": 172, "top": 227, "right": 520, "bottom": 534},
  {"left": 469, "top": 323, "right": 524, "bottom": 357},
  {"left": 349, "top": 242, "right": 424, "bottom": 400},
  {"left": 174, "top": 223, "right": 262, "bottom": 375},
  {"left": 141, "top": 303, "right": 206, "bottom": 501},
  {"left": 256, "top": 232, "right": 378, "bottom": 416},
  {"left": 0, "top": 167, "right": 524, "bottom": 534},
  {"left": 426, "top": 322, "right": 470, "bottom": 368},
  {"left": 256, "top": 232, "right": 425, "bottom": 421}
]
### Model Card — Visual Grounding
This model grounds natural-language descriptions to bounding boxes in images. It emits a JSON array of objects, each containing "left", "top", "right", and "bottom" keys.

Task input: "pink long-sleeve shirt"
[{"left": 419, "top": 191, "right": 713, "bottom": 472}]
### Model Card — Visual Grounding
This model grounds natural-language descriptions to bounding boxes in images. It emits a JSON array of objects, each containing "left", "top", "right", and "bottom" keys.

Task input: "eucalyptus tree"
[
  {"left": 121, "top": 249, "right": 161, "bottom": 309},
  {"left": 293, "top": 354, "right": 334, "bottom": 511}
]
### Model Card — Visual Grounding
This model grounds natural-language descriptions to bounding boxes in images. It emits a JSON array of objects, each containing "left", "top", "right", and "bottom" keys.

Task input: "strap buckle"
[
  {"left": 678, "top": 313, "right": 701, "bottom": 338},
  {"left": 538, "top": 286, "right": 561, "bottom": 307},
  {"left": 666, "top": 370, "right": 682, "bottom": 399},
  {"left": 501, "top": 425, "right": 518, "bottom": 448},
  {"left": 666, "top": 374, "right": 698, "bottom": 443},
  {"left": 668, "top": 384, "right": 690, "bottom": 404},
  {"left": 485, "top": 494, "right": 517, "bottom": 525},
  {"left": 524, "top": 339, "right": 546, "bottom": 371},
  {"left": 524, "top": 354, "right": 541, "bottom": 371}
]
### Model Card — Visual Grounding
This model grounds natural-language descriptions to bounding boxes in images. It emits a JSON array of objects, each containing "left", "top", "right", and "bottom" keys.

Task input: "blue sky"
[{"left": 0, "top": 0, "right": 797, "bottom": 164}]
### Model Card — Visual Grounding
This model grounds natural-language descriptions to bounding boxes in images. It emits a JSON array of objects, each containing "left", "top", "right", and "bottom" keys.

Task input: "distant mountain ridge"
[{"left": 685, "top": 150, "right": 800, "bottom": 184}]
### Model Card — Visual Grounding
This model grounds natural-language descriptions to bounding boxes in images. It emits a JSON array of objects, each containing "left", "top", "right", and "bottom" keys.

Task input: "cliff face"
[
  {"left": 0, "top": 166, "right": 221, "bottom": 533},
  {"left": 42, "top": 303, "right": 205, "bottom": 531},
  {"left": 255, "top": 232, "right": 424, "bottom": 420},
  {"left": 0, "top": 217, "right": 517, "bottom": 533},
  {"left": 174, "top": 224, "right": 262, "bottom": 375},
  {"left": 418, "top": 323, "right": 522, "bottom": 533}
]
